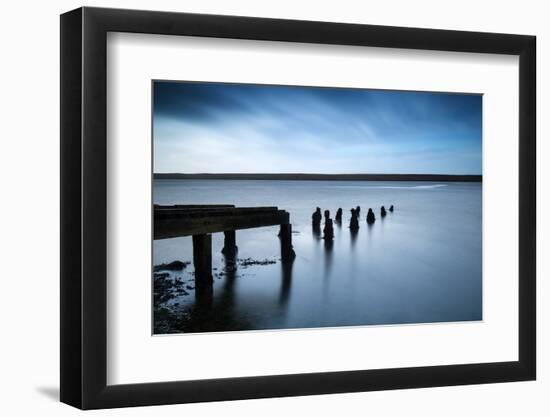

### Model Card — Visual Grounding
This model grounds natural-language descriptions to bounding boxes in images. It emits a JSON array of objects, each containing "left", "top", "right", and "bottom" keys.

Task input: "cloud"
[{"left": 153, "top": 82, "right": 482, "bottom": 175}]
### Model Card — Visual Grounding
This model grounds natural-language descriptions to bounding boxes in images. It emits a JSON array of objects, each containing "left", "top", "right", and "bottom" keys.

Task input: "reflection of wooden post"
[
  {"left": 221, "top": 230, "right": 237, "bottom": 258},
  {"left": 280, "top": 223, "right": 296, "bottom": 263},
  {"left": 279, "top": 260, "right": 293, "bottom": 305},
  {"left": 192, "top": 234, "right": 212, "bottom": 287},
  {"left": 195, "top": 282, "right": 213, "bottom": 310}
]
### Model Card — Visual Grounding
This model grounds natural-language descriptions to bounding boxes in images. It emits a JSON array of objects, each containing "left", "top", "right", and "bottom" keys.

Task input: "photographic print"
[{"left": 152, "top": 81, "right": 482, "bottom": 335}]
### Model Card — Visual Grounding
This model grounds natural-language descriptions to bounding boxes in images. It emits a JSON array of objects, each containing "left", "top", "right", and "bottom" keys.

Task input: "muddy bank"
[{"left": 153, "top": 256, "right": 279, "bottom": 334}]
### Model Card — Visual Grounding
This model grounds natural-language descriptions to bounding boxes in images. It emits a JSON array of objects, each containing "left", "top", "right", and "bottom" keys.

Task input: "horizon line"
[
  {"left": 153, "top": 173, "right": 482, "bottom": 182},
  {"left": 154, "top": 172, "right": 481, "bottom": 176}
]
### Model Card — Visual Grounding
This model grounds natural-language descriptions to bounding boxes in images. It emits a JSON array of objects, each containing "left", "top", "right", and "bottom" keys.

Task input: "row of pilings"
[{"left": 312, "top": 205, "right": 394, "bottom": 241}]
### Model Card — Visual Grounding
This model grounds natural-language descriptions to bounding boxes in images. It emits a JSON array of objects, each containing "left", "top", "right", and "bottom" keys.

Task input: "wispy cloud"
[{"left": 153, "top": 82, "right": 482, "bottom": 175}]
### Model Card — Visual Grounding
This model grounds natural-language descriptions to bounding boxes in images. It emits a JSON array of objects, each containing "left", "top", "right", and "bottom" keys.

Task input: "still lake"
[{"left": 153, "top": 179, "right": 482, "bottom": 334}]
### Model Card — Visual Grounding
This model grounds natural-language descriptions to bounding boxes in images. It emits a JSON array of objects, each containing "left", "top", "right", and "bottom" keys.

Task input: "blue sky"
[{"left": 153, "top": 81, "right": 482, "bottom": 175}]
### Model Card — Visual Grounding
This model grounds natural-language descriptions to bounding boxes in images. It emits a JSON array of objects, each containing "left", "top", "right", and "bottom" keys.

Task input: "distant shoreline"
[{"left": 154, "top": 173, "right": 482, "bottom": 182}]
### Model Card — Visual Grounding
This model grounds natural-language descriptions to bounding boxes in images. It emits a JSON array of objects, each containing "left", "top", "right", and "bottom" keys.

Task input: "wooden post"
[
  {"left": 192, "top": 234, "right": 213, "bottom": 287},
  {"left": 279, "top": 223, "right": 296, "bottom": 263},
  {"left": 221, "top": 230, "right": 237, "bottom": 258}
]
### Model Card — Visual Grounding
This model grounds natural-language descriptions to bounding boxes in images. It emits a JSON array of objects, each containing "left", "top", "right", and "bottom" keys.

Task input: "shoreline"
[{"left": 153, "top": 173, "right": 482, "bottom": 182}]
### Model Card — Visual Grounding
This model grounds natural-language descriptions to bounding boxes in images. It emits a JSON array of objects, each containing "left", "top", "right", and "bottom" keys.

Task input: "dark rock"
[
  {"left": 389, "top": 205, "right": 394, "bottom": 212},
  {"left": 381, "top": 206, "right": 387, "bottom": 217},
  {"left": 153, "top": 260, "right": 190, "bottom": 272},
  {"left": 153, "top": 271, "right": 189, "bottom": 306}
]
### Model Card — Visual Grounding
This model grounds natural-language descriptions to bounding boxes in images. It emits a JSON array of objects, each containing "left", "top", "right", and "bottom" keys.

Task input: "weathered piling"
[
  {"left": 356, "top": 206, "right": 361, "bottom": 217},
  {"left": 366, "top": 208, "right": 376, "bottom": 224},
  {"left": 335, "top": 208, "right": 343, "bottom": 223},
  {"left": 312, "top": 207, "right": 322, "bottom": 228},
  {"left": 350, "top": 208, "right": 359, "bottom": 230},
  {"left": 280, "top": 223, "right": 296, "bottom": 263},
  {"left": 389, "top": 205, "right": 394, "bottom": 212},
  {"left": 323, "top": 210, "right": 334, "bottom": 241},
  {"left": 381, "top": 206, "right": 387, "bottom": 217},
  {"left": 192, "top": 234, "right": 213, "bottom": 287},
  {"left": 221, "top": 230, "right": 238, "bottom": 258}
]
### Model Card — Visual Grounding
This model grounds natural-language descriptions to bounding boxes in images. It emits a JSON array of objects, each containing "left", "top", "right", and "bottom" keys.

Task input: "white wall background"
[{"left": 0, "top": 0, "right": 546, "bottom": 415}]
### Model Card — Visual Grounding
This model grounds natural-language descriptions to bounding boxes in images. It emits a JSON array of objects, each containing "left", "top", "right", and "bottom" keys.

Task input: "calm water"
[{"left": 153, "top": 180, "right": 482, "bottom": 334}]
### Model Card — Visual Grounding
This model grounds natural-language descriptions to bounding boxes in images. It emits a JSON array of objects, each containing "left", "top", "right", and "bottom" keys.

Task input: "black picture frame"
[{"left": 60, "top": 6, "right": 536, "bottom": 410}]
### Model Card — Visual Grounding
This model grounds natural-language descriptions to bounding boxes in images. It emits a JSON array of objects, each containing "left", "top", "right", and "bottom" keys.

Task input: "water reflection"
[
  {"left": 350, "top": 227, "right": 359, "bottom": 248},
  {"left": 154, "top": 180, "right": 483, "bottom": 333},
  {"left": 218, "top": 257, "right": 237, "bottom": 310},
  {"left": 194, "top": 279, "right": 213, "bottom": 311},
  {"left": 185, "top": 259, "right": 253, "bottom": 332},
  {"left": 323, "top": 238, "right": 334, "bottom": 296},
  {"left": 279, "top": 260, "right": 294, "bottom": 306}
]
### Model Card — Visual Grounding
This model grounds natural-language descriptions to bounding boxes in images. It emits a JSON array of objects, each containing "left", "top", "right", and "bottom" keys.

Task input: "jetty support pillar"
[
  {"left": 192, "top": 234, "right": 213, "bottom": 288},
  {"left": 221, "top": 230, "right": 237, "bottom": 258},
  {"left": 279, "top": 223, "right": 296, "bottom": 263}
]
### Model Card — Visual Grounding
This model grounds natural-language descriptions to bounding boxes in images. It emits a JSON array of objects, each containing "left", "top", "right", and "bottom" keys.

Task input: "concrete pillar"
[
  {"left": 192, "top": 234, "right": 213, "bottom": 287},
  {"left": 221, "top": 230, "right": 237, "bottom": 258},
  {"left": 280, "top": 223, "right": 296, "bottom": 263}
]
